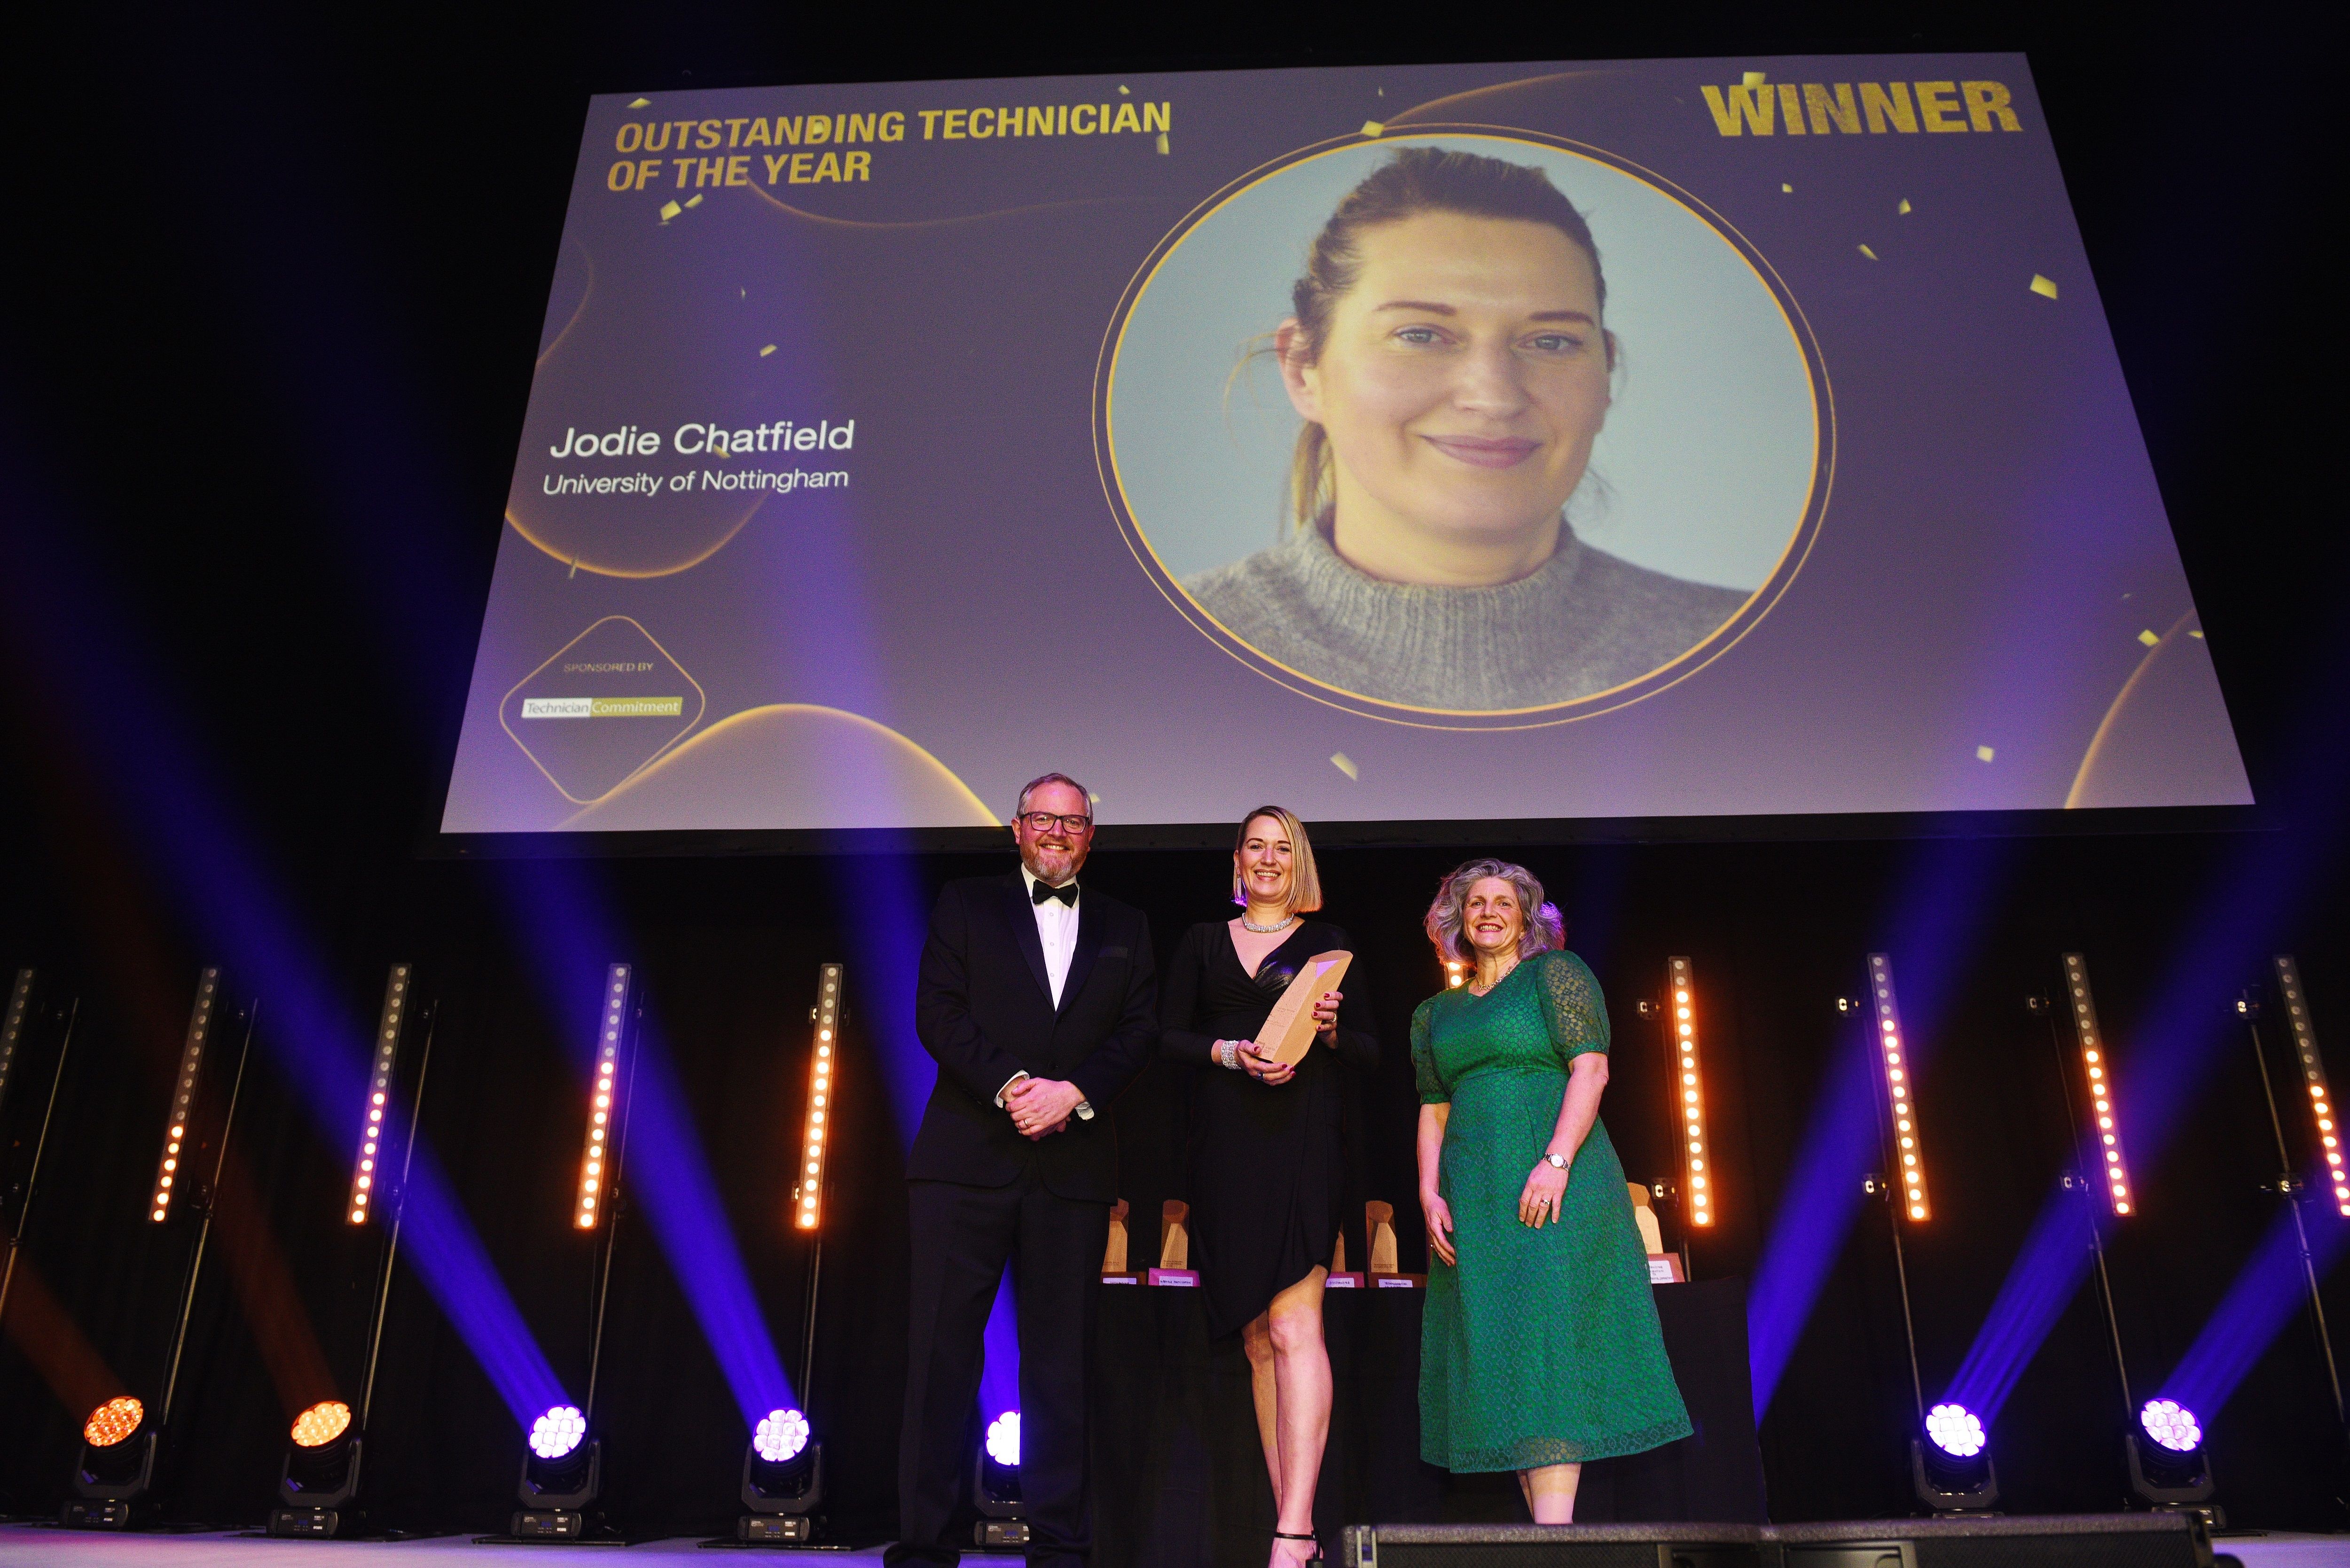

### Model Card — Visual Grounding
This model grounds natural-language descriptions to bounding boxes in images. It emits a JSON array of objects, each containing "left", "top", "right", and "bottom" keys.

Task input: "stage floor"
[
  {"left": 0, "top": 1525, "right": 2346, "bottom": 1566},
  {"left": 0, "top": 1528, "right": 886, "bottom": 1563}
]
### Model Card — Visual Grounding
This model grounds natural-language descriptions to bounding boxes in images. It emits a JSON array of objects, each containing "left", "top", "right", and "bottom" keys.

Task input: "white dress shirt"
[
  {"left": 997, "top": 866, "right": 1092, "bottom": 1120},
  {"left": 1020, "top": 866, "right": 1081, "bottom": 1006}
]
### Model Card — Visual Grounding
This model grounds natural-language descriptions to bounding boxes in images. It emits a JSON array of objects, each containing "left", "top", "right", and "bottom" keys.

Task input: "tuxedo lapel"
[
  {"left": 1059, "top": 893, "right": 1106, "bottom": 1015},
  {"left": 1001, "top": 874, "right": 1053, "bottom": 1005}
]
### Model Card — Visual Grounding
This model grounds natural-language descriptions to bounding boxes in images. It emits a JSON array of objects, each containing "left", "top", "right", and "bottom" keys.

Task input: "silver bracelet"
[{"left": 1218, "top": 1040, "right": 1240, "bottom": 1070}]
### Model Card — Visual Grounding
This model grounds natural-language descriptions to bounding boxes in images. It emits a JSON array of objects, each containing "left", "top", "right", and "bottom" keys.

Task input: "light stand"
[
  {"left": 739, "top": 962, "right": 845, "bottom": 1545},
  {"left": 1650, "top": 956, "right": 1716, "bottom": 1247},
  {"left": 506, "top": 964, "right": 640, "bottom": 1543},
  {"left": 1634, "top": 970, "right": 1698, "bottom": 1280},
  {"left": 2243, "top": 963, "right": 2348, "bottom": 1429},
  {"left": 1841, "top": 977, "right": 1985, "bottom": 1514},
  {"left": 269, "top": 967, "right": 439, "bottom": 1538},
  {"left": 2030, "top": 976, "right": 2217, "bottom": 1521},
  {"left": 2028, "top": 989, "right": 2135, "bottom": 1423},
  {"left": 64, "top": 980, "right": 256, "bottom": 1529},
  {"left": 0, "top": 976, "right": 79, "bottom": 1334}
]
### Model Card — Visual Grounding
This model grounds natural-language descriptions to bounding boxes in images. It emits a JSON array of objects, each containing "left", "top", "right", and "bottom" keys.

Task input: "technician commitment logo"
[
  {"left": 499, "top": 616, "right": 707, "bottom": 804},
  {"left": 521, "top": 697, "right": 687, "bottom": 718}
]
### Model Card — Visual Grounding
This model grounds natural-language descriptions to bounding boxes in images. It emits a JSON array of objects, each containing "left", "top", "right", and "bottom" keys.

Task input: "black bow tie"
[{"left": 1032, "top": 880, "right": 1078, "bottom": 907}]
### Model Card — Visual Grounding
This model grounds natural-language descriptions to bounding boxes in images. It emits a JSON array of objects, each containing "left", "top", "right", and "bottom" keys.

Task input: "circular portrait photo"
[{"left": 1104, "top": 134, "right": 1823, "bottom": 719}]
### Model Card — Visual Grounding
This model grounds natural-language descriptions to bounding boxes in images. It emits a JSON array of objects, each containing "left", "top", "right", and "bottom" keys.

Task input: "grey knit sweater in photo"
[{"left": 1183, "top": 522, "right": 1751, "bottom": 711}]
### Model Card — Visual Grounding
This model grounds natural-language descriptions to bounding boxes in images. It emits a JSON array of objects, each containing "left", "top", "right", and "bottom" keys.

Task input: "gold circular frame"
[{"left": 1093, "top": 126, "right": 1835, "bottom": 731}]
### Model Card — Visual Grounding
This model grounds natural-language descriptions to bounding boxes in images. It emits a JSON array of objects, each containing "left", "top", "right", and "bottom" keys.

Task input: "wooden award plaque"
[
  {"left": 1255, "top": 951, "right": 1352, "bottom": 1068},
  {"left": 1101, "top": 1199, "right": 1138, "bottom": 1282},
  {"left": 1149, "top": 1199, "right": 1198, "bottom": 1287},
  {"left": 1365, "top": 1199, "right": 1425, "bottom": 1287}
]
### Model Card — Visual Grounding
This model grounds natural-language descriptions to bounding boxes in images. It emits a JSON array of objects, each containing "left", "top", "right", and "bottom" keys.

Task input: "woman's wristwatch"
[{"left": 1543, "top": 1152, "right": 1567, "bottom": 1170}]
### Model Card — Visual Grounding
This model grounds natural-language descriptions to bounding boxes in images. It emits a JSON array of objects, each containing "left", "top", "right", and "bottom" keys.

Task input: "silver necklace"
[
  {"left": 1469, "top": 955, "right": 1520, "bottom": 994},
  {"left": 1240, "top": 911, "right": 1296, "bottom": 934}
]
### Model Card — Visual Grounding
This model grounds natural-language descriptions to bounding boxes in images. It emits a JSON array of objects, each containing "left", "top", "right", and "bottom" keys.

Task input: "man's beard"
[{"left": 1024, "top": 840, "right": 1085, "bottom": 882}]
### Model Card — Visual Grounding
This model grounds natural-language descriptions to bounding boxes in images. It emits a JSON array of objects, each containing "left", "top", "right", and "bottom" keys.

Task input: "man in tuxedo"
[{"left": 890, "top": 772, "right": 1157, "bottom": 1566}]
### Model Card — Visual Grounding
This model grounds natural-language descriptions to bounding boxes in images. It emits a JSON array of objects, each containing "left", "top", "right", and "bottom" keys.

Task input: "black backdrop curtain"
[{"left": 3, "top": 830, "right": 2347, "bottom": 1536}]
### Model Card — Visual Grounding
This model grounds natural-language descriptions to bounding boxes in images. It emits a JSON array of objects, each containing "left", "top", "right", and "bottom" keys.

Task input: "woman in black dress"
[{"left": 1160, "top": 805, "right": 1379, "bottom": 1567}]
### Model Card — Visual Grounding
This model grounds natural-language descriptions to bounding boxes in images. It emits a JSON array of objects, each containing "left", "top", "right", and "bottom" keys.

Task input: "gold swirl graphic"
[
  {"left": 1386, "top": 72, "right": 1611, "bottom": 125},
  {"left": 561, "top": 704, "right": 995, "bottom": 830}
]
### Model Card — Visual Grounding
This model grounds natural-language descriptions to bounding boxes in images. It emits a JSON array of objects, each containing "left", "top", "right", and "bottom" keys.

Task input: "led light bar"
[
  {"left": 1665, "top": 958, "right": 1713, "bottom": 1228},
  {"left": 348, "top": 963, "right": 412, "bottom": 1226},
  {"left": 2273, "top": 955, "right": 2347, "bottom": 1217},
  {"left": 575, "top": 964, "right": 633, "bottom": 1231},
  {"left": 1867, "top": 954, "right": 1930, "bottom": 1223},
  {"left": 2062, "top": 954, "right": 2133, "bottom": 1216},
  {"left": 0, "top": 968, "right": 33, "bottom": 1120},
  {"left": 796, "top": 964, "right": 842, "bottom": 1231},
  {"left": 151, "top": 969, "right": 221, "bottom": 1223}
]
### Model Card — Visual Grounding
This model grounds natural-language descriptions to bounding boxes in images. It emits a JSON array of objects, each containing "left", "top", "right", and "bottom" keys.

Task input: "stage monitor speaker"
[
  {"left": 1342, "top": 1513, "right": 2210, "bottom": 1567},
  {"left": 1773, "top": 1513, "right": 2209, "bottom": 1566}
]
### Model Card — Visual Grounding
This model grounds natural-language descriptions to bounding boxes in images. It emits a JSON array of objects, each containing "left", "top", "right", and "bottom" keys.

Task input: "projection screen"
[{"left": 439, "top": 55, "right": 2251, "bottom": 836}]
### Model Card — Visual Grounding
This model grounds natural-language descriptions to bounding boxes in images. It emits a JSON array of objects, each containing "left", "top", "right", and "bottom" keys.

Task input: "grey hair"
[
  {"left": 1013, "top": 771, "right": 1093, "bottom": 819},
  {"left": 1423, "top": 857, "right": 1565, "bottom": 965}
]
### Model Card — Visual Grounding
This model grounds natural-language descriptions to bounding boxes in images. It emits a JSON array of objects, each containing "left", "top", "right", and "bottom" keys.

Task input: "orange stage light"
[
  {"left": 796, "top": 965, "right": 843, "bottom": 1231},
  {"left": 291, "top": 1399, "right": 352, "bottom": 1448},
  {"left": 1667, "top": 958, "right": 1715, "bottom": 1228},
  {"left": 83, "top": 1396, "right": 143, "bottom": 1448}
]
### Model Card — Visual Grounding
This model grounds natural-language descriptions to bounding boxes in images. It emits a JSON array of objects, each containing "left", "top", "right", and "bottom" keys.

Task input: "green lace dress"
[{"left": 1412, "top": 949, "right": 1692, "bottom": 1472}]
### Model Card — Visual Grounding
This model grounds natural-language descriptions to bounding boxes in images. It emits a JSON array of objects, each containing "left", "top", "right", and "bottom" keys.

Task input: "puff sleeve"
[
  {"left": 1533, "top": 951, "right": 1610, "bottom": 1062},
  {"left": 1411, "top": 997, "right": 1450, "bottom": 1103}
]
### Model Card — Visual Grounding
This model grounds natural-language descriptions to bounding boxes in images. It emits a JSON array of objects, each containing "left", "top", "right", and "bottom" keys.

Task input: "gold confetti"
[
  {"left": 1975, "top": 745, "right": 1996, "bottom": 763},
  {"left": 1155, "top": 132, "right": 1169, "bottom": 155},
  {"left": 1118, "top": 85, "right": 1130, "bottom": 95},
  {"left": 1858, "top": 244, "right": 1879, "bottom": 260},
  {"left": 1742, "top": 70, "right": 1767, "bottom": 88},
  {"left": 1330, "top": 752, "right": 1360, "bottom": 781},
  {"left": 1781, "top": 182, "right": 1794, "bottom": 193},
  {"left": 2030, "top": 274, "right": 2059, "bottom": 299},
  {"left": 2137, "top": 629, "right": 2160, "bottom": 647},
  {"left": 1898, "top": 198, "right": 1912, "bottom": 214},
  {"left": 759, "top": 344, "right": 777, "bottom": 358},
  {"left": 627, "top": 97, "right": 651, "bottom": 109},
  {"left": 1361, "top": 120, "right": 1385, "bottom": 138},
  {"left": 2188, "top": 630, "right": 2205, "bottom": 640},
  {"left": 684, "top": 194, "right": 704, "bottom": 209},
  {"left": 658, "top": 200, "right": 682, "bottom": 222}
]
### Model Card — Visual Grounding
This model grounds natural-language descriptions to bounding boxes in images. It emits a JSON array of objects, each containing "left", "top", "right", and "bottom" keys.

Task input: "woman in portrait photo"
[
  {"left": 1186, "top": 146, "right": 1747, "bottom": 710},
  {"left": 1411, "top": 857, "right": 1688, "bottom": 1520},
  {"left": 1159, "top": 806, "right": 1379, "bottom": 1565}
]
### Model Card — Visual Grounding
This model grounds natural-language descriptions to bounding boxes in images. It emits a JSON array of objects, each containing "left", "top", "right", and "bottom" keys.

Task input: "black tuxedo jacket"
[{"left": 909, "top": 871, "right": 1157, "bottom": 1201}]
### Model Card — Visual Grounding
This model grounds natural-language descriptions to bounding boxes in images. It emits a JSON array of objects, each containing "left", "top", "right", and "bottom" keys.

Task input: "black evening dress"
[{"left": 1159, "top": 919, "right": 1380, "bottom": 1339}]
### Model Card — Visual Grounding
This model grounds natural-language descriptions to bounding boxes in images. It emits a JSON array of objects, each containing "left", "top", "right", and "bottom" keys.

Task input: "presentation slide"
[{"left": 439, "top": 55, "right": 2251, "bottom": 836}]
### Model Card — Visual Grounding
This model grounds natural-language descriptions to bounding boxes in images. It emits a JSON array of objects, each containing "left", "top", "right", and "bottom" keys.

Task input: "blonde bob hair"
[
  {"left": 1230, "top": 805, "right": 1323, "bottom": 914},
  {"left": 1423, "top": 857, "right": 1564, "bottom": 965}
]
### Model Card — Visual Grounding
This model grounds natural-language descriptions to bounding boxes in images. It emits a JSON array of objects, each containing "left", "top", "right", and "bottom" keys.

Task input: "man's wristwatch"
[{"left": 1543, "top": 1152, "right": 1567, "bottom": 1170}]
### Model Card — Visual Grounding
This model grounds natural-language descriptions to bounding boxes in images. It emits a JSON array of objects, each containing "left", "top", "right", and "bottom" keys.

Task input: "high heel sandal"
[{"left": 1274, "top": 1530, "right": 1324, "bottom": 1564}]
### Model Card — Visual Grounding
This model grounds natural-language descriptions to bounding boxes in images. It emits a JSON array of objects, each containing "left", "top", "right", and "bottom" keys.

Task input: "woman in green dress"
[{"left": 1412, "top": 857, "right": 1691, "bottom": 1521}]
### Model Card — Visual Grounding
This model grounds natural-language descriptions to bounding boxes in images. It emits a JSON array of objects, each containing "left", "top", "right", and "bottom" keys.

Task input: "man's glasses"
[{"left": 1017, "top": 811, "right": 1094, "bottom": 834}]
